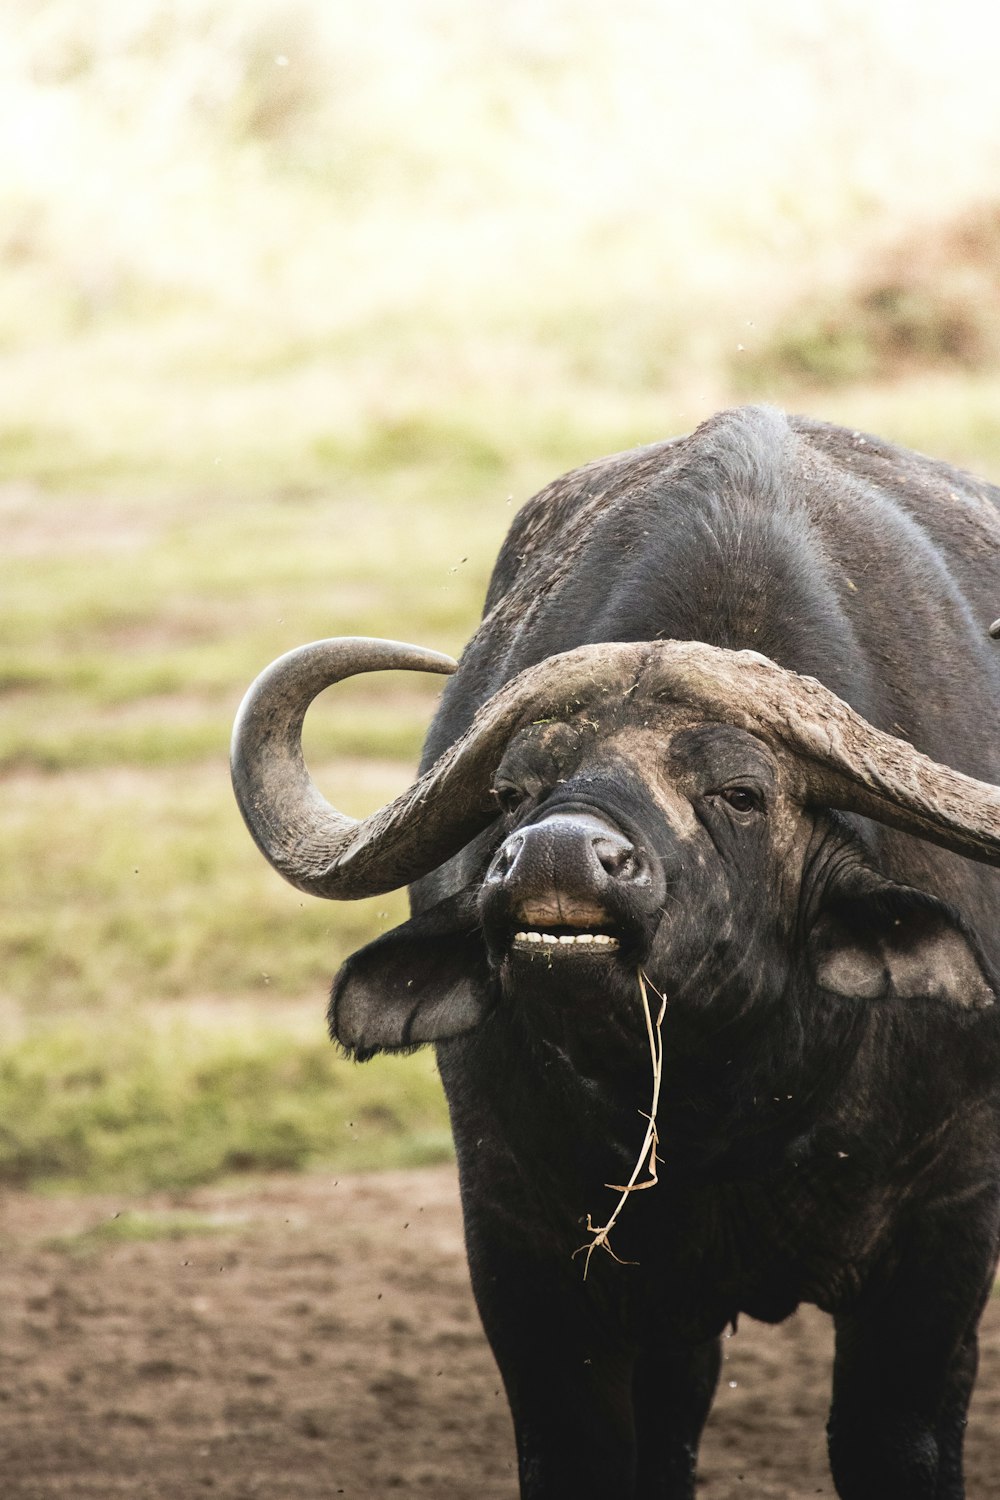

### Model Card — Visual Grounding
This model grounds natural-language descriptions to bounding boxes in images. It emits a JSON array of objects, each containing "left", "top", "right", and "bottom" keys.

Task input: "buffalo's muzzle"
[{"left": 483, "top": 811, "right": 654, "bottom": 956}]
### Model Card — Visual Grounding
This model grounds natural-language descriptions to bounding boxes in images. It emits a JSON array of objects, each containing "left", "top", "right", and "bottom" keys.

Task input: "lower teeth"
[{"left": 513, "top": 931, "right": 619, "bottom": 952}]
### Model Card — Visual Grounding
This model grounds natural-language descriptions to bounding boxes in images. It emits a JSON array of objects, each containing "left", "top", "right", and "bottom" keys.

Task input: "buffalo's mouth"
[
  {"left": 511, "top": 926, "right": 621, "bottom": 957},
  {"left": 479, "top": 806, "right": 659, "bottom": 972}
]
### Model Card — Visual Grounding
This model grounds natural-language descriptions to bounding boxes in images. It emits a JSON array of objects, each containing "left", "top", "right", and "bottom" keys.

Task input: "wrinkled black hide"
[{"left": 332, "top": 408, "right": 1000, "bottom": 1499}]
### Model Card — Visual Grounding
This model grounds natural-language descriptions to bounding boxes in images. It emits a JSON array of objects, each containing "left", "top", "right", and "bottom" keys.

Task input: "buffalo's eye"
[
  {"left": 719, "top": 786, "right": 763, "bottom": 814},
  {"left": 493, "top": 781, "right": 526, "bottom": 816}
]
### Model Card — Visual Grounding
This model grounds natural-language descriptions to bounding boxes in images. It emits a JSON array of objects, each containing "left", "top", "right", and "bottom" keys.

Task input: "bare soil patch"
[{"left": 1, "top": 1166, "right": 997, "bottom": 1498}]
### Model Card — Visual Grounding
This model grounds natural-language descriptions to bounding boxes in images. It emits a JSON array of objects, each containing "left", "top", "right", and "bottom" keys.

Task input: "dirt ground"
[{"left": 1, "top": 1166, "right": 997, "bottom": 1499}]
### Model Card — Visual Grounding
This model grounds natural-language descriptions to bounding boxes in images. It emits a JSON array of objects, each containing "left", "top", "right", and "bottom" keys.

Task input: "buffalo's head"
[{"left": 231, "top": 640, "right": 1000, "bottom": 1061}]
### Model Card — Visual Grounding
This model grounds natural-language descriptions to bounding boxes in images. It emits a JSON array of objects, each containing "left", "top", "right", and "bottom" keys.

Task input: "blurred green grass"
[
  {"left": 0, "top": 1002, "right": 451, "bottom": 1193},
  {"left": 4, "top": 0, "right": 1000, "bottom": 1192}
]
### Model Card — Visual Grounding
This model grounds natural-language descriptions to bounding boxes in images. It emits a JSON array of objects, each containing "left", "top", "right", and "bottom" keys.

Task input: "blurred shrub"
[{"left": 741, "top": 202, "right": 1000, "bottom": 388}]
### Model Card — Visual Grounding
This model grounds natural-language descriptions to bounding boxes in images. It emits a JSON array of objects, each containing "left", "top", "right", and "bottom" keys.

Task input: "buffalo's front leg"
[
  {"left": 469, "top": 1240, "right": 639, "bottom": 1496},
  {"left": 827, "top": 1231, "right": 996, "bottom": 1500},
  {"left": 632, "top": 1336, "right": 721, "bottom": 1498},
  {"left": 930, "top": 1334, "right": 979, "bottom": 1500},
  {"left": 466, "top": 1228, "right": 720, "bottom": 1498},
  {"left": 828, "top": 1321, "right": 973, "bottom": 1500}
]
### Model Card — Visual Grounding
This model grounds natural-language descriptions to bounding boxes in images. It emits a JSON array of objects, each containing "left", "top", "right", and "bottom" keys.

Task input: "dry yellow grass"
[{"left": 576, "top": 971, "right": 667, "bottom": 1277}]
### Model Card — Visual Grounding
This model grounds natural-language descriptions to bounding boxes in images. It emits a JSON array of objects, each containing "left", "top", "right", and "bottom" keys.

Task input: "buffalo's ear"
[
  {"left": 809, "top": 867, "right": 996, "bottom": 1008},
  {"left": 328, "top": 888, "right": 492, "bottom": 1059}
]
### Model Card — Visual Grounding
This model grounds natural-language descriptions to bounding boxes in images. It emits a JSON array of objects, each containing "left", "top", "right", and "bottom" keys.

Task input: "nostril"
[
  {"left": 490, "top": 833, "right": 524, "bottom": 881},
  {"left": 592, "top": 834, "right": 640, "bottom": 880}
]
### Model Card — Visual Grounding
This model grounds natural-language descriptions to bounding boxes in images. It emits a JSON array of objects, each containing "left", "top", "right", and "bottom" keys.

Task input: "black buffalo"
[{"left": 232, "top": 406, "right": 1000, "bottom": 1498}]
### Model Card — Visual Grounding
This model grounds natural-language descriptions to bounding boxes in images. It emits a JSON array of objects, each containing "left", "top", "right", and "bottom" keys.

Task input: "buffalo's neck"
[
  {"left": 458, "top": 972, "right": 863, "bottom": 1195},
  {"left": 652, "top": 973, "right": 862, "bottom": 1175}
]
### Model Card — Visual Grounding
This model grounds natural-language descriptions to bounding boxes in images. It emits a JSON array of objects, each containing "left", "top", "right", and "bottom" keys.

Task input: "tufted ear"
[
  {"left": 810, "top": 867, "right": 996, "bottom": 1008},
  {"left": 328, "top": 888, "right": 492, "bottom": 1060}
]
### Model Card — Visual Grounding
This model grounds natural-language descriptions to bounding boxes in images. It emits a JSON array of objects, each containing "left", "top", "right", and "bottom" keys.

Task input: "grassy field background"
[{"left": 4, "top": 0, "right": 1000, "bottom": 1192}]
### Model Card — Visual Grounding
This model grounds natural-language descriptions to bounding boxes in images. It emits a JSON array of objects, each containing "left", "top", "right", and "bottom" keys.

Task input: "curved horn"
[
  {"left": 639, "top": 641, "right": 1000, "bottom": 866},
  {"left": 233, "top": 635, "right": 1000, "bottom": 903},
  {"left": 231, "top": 636, "right": 651, "bottom": 899}
]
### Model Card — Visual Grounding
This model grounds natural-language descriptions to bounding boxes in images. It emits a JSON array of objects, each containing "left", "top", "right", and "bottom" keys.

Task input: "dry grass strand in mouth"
[{"left": 574, "top": 969, "right": 667, "bottom": 1278}]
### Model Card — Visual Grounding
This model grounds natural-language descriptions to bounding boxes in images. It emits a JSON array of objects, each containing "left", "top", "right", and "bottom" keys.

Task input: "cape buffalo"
[{"left": 232, "top": 406, "right": 1000, "bottom": 1498}]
